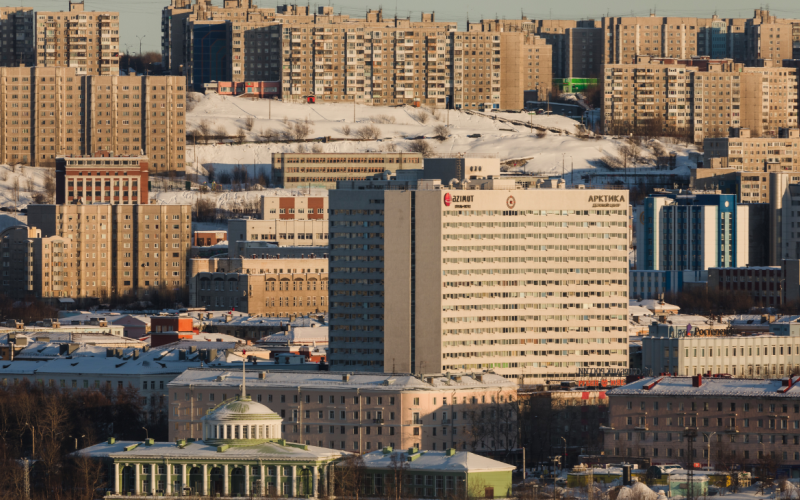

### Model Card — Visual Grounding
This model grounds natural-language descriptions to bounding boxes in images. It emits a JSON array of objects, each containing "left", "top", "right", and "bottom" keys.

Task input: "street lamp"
[
  {"left": 560, "top": 436, "right": 567, "bottom": 471},
  {"left": 68, "top": 434, "right": 85, "bottom": 451},
  {"left": 703, "top": 432, "right": 717, "bottom": 470},
  {"left": 142, "top": 427, "right": 149, "bottom": 440}
]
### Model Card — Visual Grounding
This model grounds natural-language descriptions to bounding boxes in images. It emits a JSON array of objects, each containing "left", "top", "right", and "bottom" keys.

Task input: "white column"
[
  {"left": 202, "top": 464, "right": 208, "bottom": 496},
  {"left": 313, "top": 466, "right": 319, "bottom": 498},
  {"left": 166, "top": 463, "right": 172, "bottom": 495},
  {"left": 277, "top": 466, "right": 283, "bottom": 497},
  {"left": 260, "top": 465, "right": 266, "bottom": 496},
  {"left": 245, "top": 465, "right": 251, "bottom": 495},
  {"left": 222, "top": 425, "right": 227, "bottom": 439},
  {"left": 291, "top": 466, "right": 297, "bottom": 497},
  {"left": 329, "top": 463, "right": 335, "bottom": 497},
  {"left": 134, "top": 464, "right": 140, "bottom": 495},
  {"left": 223, "top": 464, "right": 230, "bottom": 496},
  {"left": 114, "top": 463, "right": 120, "bottom": 494},
  {"left": 151, "top": 464, "right": 157, "bottom": 495},
  {"left": 181, "top": 463, "right": 187, "bottom": 493}
]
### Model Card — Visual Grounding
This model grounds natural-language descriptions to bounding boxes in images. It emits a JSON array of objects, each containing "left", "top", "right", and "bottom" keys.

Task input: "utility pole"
[
  {"left": 562, "top": 153, "right": 566, "bottom": 180},
  {"left": 353, "top": 97, "right": 356, "bottom": 123},
  {"left": 522, "top": 447, "right": 526, "bottom": 481},
  {"left": 684, "top": 427, "right": 698, "bottom": 500},
  {"left": 703, "top": 432, "right": 717, "bottom": 470}
]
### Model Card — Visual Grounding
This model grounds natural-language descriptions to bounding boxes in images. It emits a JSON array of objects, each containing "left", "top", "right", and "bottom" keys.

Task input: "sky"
[{"left": 28, "top": 0, "right": 800, "bottom": 56}]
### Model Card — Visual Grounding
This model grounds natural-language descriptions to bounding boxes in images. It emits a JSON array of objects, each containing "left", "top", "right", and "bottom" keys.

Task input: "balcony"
[{"left": 372, "top": 418, "right": 384, "bottom": 424}]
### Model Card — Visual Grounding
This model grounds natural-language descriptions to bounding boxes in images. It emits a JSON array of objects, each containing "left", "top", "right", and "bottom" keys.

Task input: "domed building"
[{"left": 77, "top": 382, "right": 343, "bottom": 497}]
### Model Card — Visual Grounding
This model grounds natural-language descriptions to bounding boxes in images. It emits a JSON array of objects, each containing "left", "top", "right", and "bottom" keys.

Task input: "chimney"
[
  {"left": 342, "top": 374, "right": 351, "bottom": 382},
  {"left": 692, "top": 374, "right": 703, "bottom": 387}
]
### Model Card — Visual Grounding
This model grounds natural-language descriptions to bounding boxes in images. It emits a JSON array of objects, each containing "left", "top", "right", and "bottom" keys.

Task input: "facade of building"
[
  {"left": 629, "top": 270, "right": 708, "bottom": 300},
  {"left": 227, "top": 219, "right": 328, "bottom": 251},
  {"left": 0, "top": 7, "right": 34, "bottom": 66},
  {"left": 260, "top": 196, "right": 327, "bottom": 220},
  {"left": 77, "top": 391, "right": 343, "bottom": 497},
  {"left": 602, "top": 376, "right": 800, "bottom": 469},
  {"left": 0, "top": 226, "right": 71, "bottom": 300},
  {"left": 189, "top": 256, "right": 328, "bottom": 316},
  {"left": 328, "top": 178, "right": 630, "bottom": 381},
  {"left": 194, "top": 230, "right": 227, "bottom": 246},
  {"left": 55, "top": 151, "right": 149, "bottom": 205},
  {"left": 707, "top": 260, "right": 800, "bottom": 306},
  {"left": 0, "top": 67, "right": 187, "bottom": 172},
  {"left": 601, "top": 58, "right": 798, "bottom": 142},
  {"left": 642, "top": 322, "right": 800, "bottom": 377},
  {"left": 35, "top": 1, "right": 120, "bottom": 76},
  {"left": 703, "top": 128, "right": 800, "bottom": 176},
  {"left": 168, "top": 369, "right": 518, "bottom": 455},
  {"left": 767, "top": 173, "right": 800, "bottom": 264},
  {"left": 271, "top": 153, "right": 423, "bottom": 189},
  {"left": 635, "top": 192, "right": 749, "bottom": 271},
  {"left": 27, "top": 203, "right": 192, "bottom": 299}
]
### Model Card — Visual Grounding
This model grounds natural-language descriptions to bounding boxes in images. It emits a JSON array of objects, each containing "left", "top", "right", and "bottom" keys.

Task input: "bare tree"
[
  {"left": 311, "top": 143, "right": 324, "bottom": 153},
  {"left": 243, "top": 116, "right": 255, "bottom": 131},
  {"left": 340, "top": 124, "right": 352, "bottom": 136},
  {"left": 433, "top": 124, "right": 448, "bottom": 141},
  {"left": 282, "top": 118, "right": 314, "bottom": 141},
  {"left": 235, "top": 128, "right": 247, "bottom": 144},
  {"left": 336, "top": 454, "right": 367, "bottom": 500},
  {"left": 412, "top": 110, "right": 430, "bottom": 124},
  {"left": 387, "top": 451, "right": 410, "bottom": 500},
  {"left": 214, "top": 124, "right": 228, "bottom": 141},
  {"left": 407, "top": 139, "right": 435, "bottom": 157},
  {"left": 258, "top": 128, "right": 278, "bottom": 143},
  {"left": 197, "top": 120, "right": 211, "bottom": 144},
  {"left": 44, "top": 172, "right": 56, "bottom": 203},
  {"left": 355, "top": 124, "right": 381, "bottom": 141},
  {"left": 369, "top": 114, "right": 396, "bottom": 124}
]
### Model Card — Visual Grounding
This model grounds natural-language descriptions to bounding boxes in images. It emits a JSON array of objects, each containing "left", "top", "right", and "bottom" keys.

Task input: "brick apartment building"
[
  {"left": 0, "top": 66, "right": 187, "bottom": 172},
  {"left": 26, "top": 203, "right": 192, "bottom": 299},
  {"left": 55, "top": 151, "right": 149, "bottom": 205},
  {"left": 35, "top": 1, "right": 120, "bottom": 76},
  {"left": 603, "top": 375, "right": 800, "bottom": 470}
]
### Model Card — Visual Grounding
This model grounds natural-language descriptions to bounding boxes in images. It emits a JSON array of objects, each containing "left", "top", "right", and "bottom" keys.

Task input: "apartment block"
[
  {"left": 328, "top": 178, "right": 630, "bottom": 382},
  {"left": 768, "top": 173, "right": 800, "bottom": 264},
  {"left": 193, "top": 230, "right": 226, "bottom": 246},
  {"left": 704, "top": 128, "right": 800, "bottom": 172},
  {"left": 168, "top": 369, "right": 517, "bottom": 455},
  {"left": 0, "top": 67, "right": 187, "bottom": 172},
  {"left": 603, "top": 376, "right": 800, "bottom": 467},
  {"left": 271, "top": 152, "right": 423, "bottom": 189},
  {"left": 27, "top": 203, "right": 192, "bottom": 299},
  {"left": 635, "top": 191, "right": 749, "bottom": 271},
  {"left": 0, "top": 226, "right": 72, "bottom": 299},
  {"left": 189, "top": 255, "right": 328, "bottom": 316},
  {"left": 708, "top": 265, "right": 786, "bottom": 307},
  {"left": 0, "top": 7, "right": 34, "bottom": 66},
  {"left": 55, "top": 151, "right": 149, "bottom": 205},
  {"left": 35, "top": 1, "right": 120, "bottom": 76},
  {"left": 602, "top": 57, "right": 798, "bottom": 142},
  {"left": 629, "top": 270, "right": 708, "bottom": 300}
]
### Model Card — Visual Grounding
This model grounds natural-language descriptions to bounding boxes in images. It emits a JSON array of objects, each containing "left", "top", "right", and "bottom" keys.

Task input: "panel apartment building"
[
  {"left": 468, "top": 9, "right": 796, "bottom": 79},
  {"left": 271, "top": 152, "right": 423, "bottom": 189},
  {"left": 0, "top": 7, "right": 34, "bottom": 66},
  {"left": 35, "top": 1, "right": 120, "bottom": 76},
  {"left": 55, "top": 151, "right": 150, "bottom": 205},
  {"left": 0, "top": 67, "right": 187, "bottom": 172},
  {"left": 27, "top": 204, "right": 192, "bottom": 299},
  {"left": 328, "top": 178, "right": 630, "bottom": 382},
  {"left": 602, "top": 57, "right": 798, "bottom": 142}
]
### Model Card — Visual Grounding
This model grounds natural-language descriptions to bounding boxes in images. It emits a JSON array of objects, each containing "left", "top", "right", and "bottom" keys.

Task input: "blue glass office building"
[{"left": 189, "top": 24, "right": 228, "bottom": 92}]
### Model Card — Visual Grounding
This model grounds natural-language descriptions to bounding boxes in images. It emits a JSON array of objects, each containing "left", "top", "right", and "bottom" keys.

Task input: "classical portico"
[{"left": 76, "top": 375, "right": 342, "bottom": 498}]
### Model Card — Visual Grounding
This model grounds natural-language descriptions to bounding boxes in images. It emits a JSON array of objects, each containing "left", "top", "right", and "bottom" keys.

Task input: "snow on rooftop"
[
  {"left": 609, "top": 376, "right": 800, "bottom": 398},
  {"left": 169, "top": 370, "right": 514, "bottom": 391},
  {"left": 362, "top": 449, "right": 515, "bottom": 473},
  {"left": 77, "top": 439, "right": 343, "bottom": 461}
]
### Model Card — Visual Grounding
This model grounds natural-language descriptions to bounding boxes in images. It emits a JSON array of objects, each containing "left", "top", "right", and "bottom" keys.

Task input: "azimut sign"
[{"left": 588, "top": 194, "right": 626, "bottom": 207}]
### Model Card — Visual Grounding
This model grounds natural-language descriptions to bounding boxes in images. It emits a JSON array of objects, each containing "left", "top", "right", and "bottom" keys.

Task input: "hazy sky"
[{"left": 29, "top": 0, "right": 800, "bottom": 55}]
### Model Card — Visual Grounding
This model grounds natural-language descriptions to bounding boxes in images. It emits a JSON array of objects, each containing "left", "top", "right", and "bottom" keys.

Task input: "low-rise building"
[
  {"left": 189, "top": 255, "right": 328, "bottom": 317},
  {"left": 643, "top": 316, "right": 800, "bottom": 377},
  {"left": 56, "top": 151, "right": 150, "bottom": 205},
  {"left": 167, "top": 370, "right": 518, "bottom": 455},
  {"left": 227, "top": 218, "right": 328, "bottom": 250},
  {"left": 76, "top": 392, "right": 343, "bottom": 497},
  {"left": 272, "top": 152, "right": 423, "bottom": 189},
  {"left": 602, "top": 376, "right": 800, "bottom": 468}
]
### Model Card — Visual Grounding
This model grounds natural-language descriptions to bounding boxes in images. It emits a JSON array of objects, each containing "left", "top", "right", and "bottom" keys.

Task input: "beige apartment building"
[
  {"left": 704, "top": 128, "right": 800, "bottom": 172},
  {"left": 0, "top": 67, "right": 187, "bottom": 172},
  {"left": 328, "top": 178, "right": 630, "bottom": 382},
  {"left": 228, "top": 219, "right": 328, "bottom": 251},
  {"left": 168, "top": 369, "right": 518, "bottom": 455},
  {"left": 0, "top": 7, "right": 34, "bottom": 66},
  {"left": 0, "top": 226, "right": 72, "bottom": 300},
  {"left": 259, "top": 195, "right": 327, "bottom": 219},
  {"left": 603, "top": 376, "right": 800, "bottom": 467},
  {"left": 602, "top": 57, "right": 798, "bottom": 141},
  {"left": 272, "top": 152, "right": 423, "bottom": 188},
  {"left": 35, "top": 1, "right": 120, "bottom": 76},
  {"left": 27, "top": 203, "right": 192, "bottom": 299},
  {"left": 189, "top": 255, "right": 327, "bottom": 316}
]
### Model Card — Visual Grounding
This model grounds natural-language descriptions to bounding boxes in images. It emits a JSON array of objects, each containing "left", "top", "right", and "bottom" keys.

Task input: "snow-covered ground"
[
  {"left": 186, "top": 94, "right": 698, "bottom": 188},
  {"left": 0, "top": 94, "right": 698, "bottom": 210}
]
